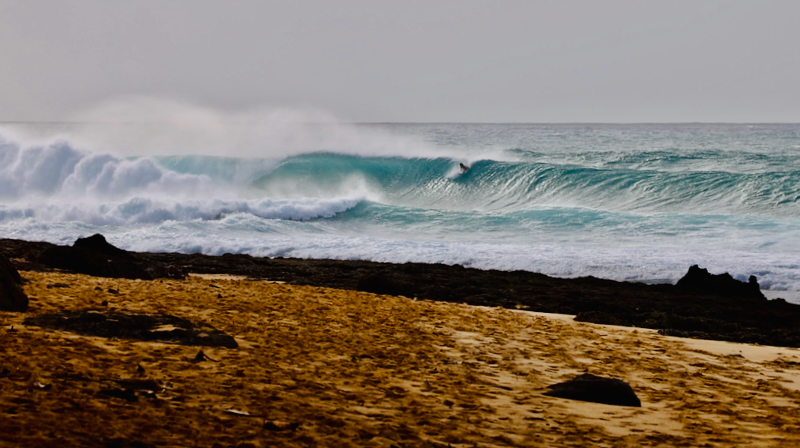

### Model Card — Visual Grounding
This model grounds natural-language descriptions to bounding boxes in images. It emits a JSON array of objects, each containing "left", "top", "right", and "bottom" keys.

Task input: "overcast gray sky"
[{"left": 1, "top": 0, "right": 798, "bottom": 123}]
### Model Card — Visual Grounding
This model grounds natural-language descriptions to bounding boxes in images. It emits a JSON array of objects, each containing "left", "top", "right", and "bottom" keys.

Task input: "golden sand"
[{"left": 2, "top": 271, "right": 800, "bottom": 447}]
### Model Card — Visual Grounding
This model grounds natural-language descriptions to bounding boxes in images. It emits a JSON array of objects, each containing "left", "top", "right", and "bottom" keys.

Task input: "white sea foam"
[
  {"left": 4, "top": 216, "right": 800, "bottom": 303},
  {"left": 0, "top": 133, "right": 365, "bottom": 225},
  {"left": 0, "top": 197, "right": 362, "bottom": 227}
]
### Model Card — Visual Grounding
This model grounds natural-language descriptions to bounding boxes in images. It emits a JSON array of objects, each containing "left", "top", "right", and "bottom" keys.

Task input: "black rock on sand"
[
  {"left": 0, "top": 254, "right": 28, "bottom": 312},
  {"left": 544, "top": 373, "right": 642, "bottom": 407}
]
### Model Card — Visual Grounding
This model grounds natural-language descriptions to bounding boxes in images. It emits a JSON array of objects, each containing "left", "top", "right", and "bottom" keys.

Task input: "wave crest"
[{"left": 0, "top": 139, "right": 211, "bottom": 200}]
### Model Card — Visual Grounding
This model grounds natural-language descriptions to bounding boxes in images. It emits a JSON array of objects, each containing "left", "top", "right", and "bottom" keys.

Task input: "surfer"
[{"left": 459, "top": 162, "right": 470, "bottom": 173}]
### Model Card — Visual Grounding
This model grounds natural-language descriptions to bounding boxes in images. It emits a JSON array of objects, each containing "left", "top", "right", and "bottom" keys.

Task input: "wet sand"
[{"left": 2, "top": 271, "right": 800, "bottom": 447}]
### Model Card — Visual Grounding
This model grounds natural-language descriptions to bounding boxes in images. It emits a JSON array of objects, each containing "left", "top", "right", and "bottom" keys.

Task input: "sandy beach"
[{"left": 2, "top": 271, "right": 800, "bottom": 447}]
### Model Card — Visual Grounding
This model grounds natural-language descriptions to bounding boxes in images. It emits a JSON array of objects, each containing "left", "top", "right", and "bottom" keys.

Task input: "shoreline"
[{"left": 3, "top": 236, "right": 800, "bottom": 348}]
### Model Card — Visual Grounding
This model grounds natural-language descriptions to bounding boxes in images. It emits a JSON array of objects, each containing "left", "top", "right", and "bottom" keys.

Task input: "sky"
[{"left": 1, "top": 0, "right": 799, "bottom": 123}]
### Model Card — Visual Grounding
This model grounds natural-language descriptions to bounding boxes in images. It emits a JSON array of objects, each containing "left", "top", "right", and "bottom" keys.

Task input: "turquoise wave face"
[{"left": 243, "top": 152, "right": 800, "bottom": 217}]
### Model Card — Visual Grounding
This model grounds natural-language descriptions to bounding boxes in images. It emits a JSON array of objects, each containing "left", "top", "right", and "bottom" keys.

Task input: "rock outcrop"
[
  {"left": 677, "top": 265, "right": 765, "bottom": 300},
  {"left": 0, "top": 254, "right": 28, "bottom": 312},
  {"left": 38, "top": 234, "right": 153, "bottom": 280}
]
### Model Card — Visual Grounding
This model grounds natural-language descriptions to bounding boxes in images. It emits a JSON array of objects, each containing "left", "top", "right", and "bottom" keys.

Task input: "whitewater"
[{"left": 2, "top": 120, "right": 800, "bottom": 302}]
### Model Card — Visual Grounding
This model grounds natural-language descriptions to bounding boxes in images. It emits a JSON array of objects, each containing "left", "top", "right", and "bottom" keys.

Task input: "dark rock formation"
[
  {"left": 38, "top": 234, "right": 152, "bottom": 280},
  {"left": 543, "top": 373, "right": 641, "bottom": 407},
  {"left": 0, "top": 254, "right": 28, "bottom": 312},
  {"left": 73, "top": 234, "right": 132, "bottom": 258},
  {"left": 677, "top": 265, "right": 765, "bottom": 300},
  {"left": 23, "top": 309, "right": 238, "bottom": 348},
  {"left": 4, "top": 234, "right": 184, "bottom": 280}
]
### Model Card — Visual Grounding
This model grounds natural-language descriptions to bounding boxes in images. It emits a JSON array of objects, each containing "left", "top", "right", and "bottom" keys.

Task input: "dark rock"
[
  {"left": 145, "top": 264, "right": 186, "bottom": 280},
  {"left": 263, "top": 421, "right": 300, "bottom": 431},
  {"left": 23, "top": 309, "right": 238, "bottom": 348},
  {"left": 46, "top": 283, "right": 70, "bottom": 289},
  {"left": 677, "top": 265, "right": 765, "bottom": 300},
  {"left": 32, "top": 235, "right": 185, "bottom": 281},
  {"left": 74, "top": 234, "right": 132, "bottom": 258},
  {"left": 193, "top": 349, "right": 218, "bottom": 362},
  {"left": 100, "top": 388, "right": 138, "bottom": 402},
  {"left": 38, "top": 235, "right": 152, "bottom": 280},
  {"left": 0, "top": 254, "right": 23, "bottom": 283},
  {"left": 574, "top": 310, "right": 630, "bottom": 326},
  {"left": 0, "top": 254, "right": 28, "bottom": 312},
  {"left": 356, "top": 271, "right": 415, "bottom": 297},
  {"left": 543, "top": 373, "right": 641, "bottom": 407}
]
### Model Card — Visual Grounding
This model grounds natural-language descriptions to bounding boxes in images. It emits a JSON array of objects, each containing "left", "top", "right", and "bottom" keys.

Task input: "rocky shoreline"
[{"left": 3, "top": 235, "right": 800, "bottom": 347}]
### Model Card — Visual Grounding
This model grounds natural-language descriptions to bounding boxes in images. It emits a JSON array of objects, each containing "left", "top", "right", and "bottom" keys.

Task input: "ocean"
[{"left": 2, "top": 122, "right": 800, "bottom": 302}]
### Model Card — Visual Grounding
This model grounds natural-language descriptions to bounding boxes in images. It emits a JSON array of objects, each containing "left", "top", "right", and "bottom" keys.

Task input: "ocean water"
[{"left": 2, "top": 122, "right": 800, "bottom": 302}]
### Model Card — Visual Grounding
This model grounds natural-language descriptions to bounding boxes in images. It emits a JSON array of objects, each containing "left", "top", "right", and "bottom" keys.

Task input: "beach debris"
[
  {"left": 114, "top": 379, "right": 162, "bottom": 391},
  {"left": 94, "top": 286, "right": 103, "bottom": 291},
  {"left": 677, "top": 265, "right": 765, "bottom": 300},
  {"left": 107, "top": 288, "right": 119, "bottom": 294},
  {"left": 543, "top": 373, "right": 641, "bottom": 407},
  {"left": 193, "top": 349, "right": 218, "bottom": 362},
  {"left": 136, "top": 363, "right": 146, "bottom": 373},
  {"left": 483, "top": 381, "right": 513, "bottom": 391},
  {"left": 22, "top": 309, "right": 239, "bottom": 348},
  {"left": 263, "top": 421, "right": 301, "bottom": 431},
  {"left": 224, "top": 408, "right": 259, "bottom": 417},
  {"left": 46, "top": 283, "right": 70, "bottom": 289},
  {"left": 100, "top": 388, "right": 139, "bottom": 402},
  {"left": 0, "top": 254, "right": 29, "bottom": 312},
  {"left": 32, "top": 381, "right": 52, "bottom": 391}
]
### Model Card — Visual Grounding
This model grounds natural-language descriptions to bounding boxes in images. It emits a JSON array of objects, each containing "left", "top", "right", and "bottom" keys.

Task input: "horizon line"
[{"left": 1, "top": 120, "right": 800, "bottom": 126}]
